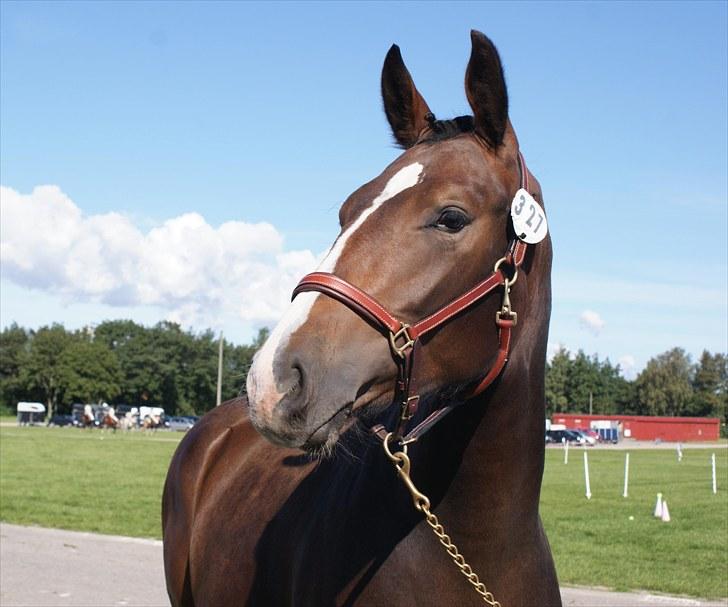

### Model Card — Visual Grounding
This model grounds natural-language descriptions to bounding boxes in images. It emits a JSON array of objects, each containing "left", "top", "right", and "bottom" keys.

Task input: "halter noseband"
[{"left": 292, "top": 152, "right": 534, "bottom": 445}]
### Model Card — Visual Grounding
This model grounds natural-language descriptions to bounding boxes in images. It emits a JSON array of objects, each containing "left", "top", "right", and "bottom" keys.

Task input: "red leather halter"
[{"left": 292, "top": 153, "right": 534, "bottom": 444}]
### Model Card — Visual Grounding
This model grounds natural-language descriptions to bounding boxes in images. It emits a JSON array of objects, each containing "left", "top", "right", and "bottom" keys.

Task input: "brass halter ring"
[{"left": 493, "top": 256, "right": 518, "bottom": 286}]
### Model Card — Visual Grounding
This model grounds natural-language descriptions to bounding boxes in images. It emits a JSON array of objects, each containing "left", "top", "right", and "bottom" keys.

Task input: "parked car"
[
  {"left": 546, "top": 429, "right": 585, "bottom": 445},
  {"left": 570, "top": 429, "right": 597, "bottom": 446},
  {"left": 545, "top": 432, "right": 560, "bottom": 444},
  {"left": 167, "top": 416, "right": 194, "bottom": 432},
  {"left": 46, "top": 414, "right": 76, "bottom": 427},
  {"left": 577, "top": 428, "right": 601, "bottom": 443},
  {"left": 115, "top": 404, "right": 137, "bottom": 417}
]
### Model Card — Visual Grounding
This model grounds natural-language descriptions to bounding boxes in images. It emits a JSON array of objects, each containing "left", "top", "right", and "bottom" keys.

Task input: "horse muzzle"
[{"left": 246, "top": 349, "right": 365, "bottom": 450}]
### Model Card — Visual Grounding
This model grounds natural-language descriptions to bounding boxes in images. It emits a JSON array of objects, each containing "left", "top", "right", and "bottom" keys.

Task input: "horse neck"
[{"left": 407, "top": 259, "right": 551, "bottom": 535}]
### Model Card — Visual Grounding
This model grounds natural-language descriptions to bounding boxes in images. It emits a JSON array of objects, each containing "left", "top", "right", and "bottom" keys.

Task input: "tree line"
[
  {"left": 1, "top": 321, "right": 725, "bottom": 427},
  {"left": 546, "top": 347, "right": 727, "bottom": 425},
  {"left": 0, "top": 321, "right": 268, "bottom": 420}
]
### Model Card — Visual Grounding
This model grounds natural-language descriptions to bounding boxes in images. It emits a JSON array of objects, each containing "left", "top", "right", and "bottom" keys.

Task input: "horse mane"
[{"left": 416, "top": 115, "right": 475, "bottom": 145}]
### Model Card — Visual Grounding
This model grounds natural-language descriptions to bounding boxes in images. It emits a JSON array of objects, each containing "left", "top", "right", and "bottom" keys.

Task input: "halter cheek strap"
[{"left": 292, "top": 152, "right": 534, "bottom": 444}]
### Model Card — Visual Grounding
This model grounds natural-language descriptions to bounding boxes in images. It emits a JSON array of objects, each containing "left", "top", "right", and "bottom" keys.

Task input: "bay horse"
[
  {"left": 163, "top": 30, "right": 560, "bottom": 606},
  {"left": 100, "top": 406, "right": 120, "bottom": 432},
  {"left": 101, "top": 413, "right": 119, "bottom": 432}
]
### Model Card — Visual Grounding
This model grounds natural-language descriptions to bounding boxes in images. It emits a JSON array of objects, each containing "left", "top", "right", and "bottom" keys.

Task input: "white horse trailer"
[{"left": 17, "top": 402, "right": 46, "bottom": 425}]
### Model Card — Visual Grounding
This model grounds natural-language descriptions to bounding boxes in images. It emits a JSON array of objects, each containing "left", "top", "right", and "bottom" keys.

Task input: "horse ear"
[
  {"left": 381, "top": 44, "right": 432, "bottom": 149},
  {"left": 465, "top": 30, "right": 508, "bottom": 148}
]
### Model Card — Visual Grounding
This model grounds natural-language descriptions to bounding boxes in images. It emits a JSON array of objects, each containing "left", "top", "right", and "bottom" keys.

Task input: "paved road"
[
  {"left": 0, "top": 523, "right": 167, "bottom": 606},
  {"left": 1, "top": 523, "right": 725, "bottom": 607}
]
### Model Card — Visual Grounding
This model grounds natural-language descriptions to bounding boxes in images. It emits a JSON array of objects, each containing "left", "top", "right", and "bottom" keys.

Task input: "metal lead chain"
[
  {"left": 383, "top": 434, "right": 501, "bottom": 606},
  {"left": 419, "top": 502, "right": 501, "bottom": 606}
]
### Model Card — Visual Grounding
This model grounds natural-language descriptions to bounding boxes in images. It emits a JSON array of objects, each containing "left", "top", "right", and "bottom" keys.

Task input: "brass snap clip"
[
  {"left": 496, "top": 277, "right": 518, "bottom": 325},
  {"left": 383, "top": 432, "right": 431, "bottom": 511},
  {"left": 389, "top": 323, "right": 414, "bottom": 359}
]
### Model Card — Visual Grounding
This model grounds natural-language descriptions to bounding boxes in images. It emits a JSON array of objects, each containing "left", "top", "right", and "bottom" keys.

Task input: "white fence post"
[
  {"left": 622, "top": 452, "right": 630, "bottom": 498},
  {"left": 584, "top": 450, "right": 592, "bottom": 500},
  {"left": 712, "top": 453, "right": 717, "bottom": 495}
]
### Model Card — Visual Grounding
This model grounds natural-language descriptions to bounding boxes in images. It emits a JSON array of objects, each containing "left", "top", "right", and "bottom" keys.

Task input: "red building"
[{"left": 552, "top": 413, "right": 720, "bottom": 442}]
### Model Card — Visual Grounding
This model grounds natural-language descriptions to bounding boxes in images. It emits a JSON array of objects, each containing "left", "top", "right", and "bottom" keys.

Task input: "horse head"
[{"left": 247, "top": 31, "right": 551, "bottom": 451}]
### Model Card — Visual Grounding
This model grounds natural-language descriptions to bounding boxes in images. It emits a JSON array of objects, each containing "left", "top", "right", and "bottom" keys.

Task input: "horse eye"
[{"left": 434, "top": 208, "right": 470, "bottom": 233}]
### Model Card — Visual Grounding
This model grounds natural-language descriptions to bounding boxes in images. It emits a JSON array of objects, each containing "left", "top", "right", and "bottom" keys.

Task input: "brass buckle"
[
  {"left": 389, "top": 324, "right": 414, "bottom": 359},
  {"left": 400, "top": 395, "right": 419, "bottom": 421}
]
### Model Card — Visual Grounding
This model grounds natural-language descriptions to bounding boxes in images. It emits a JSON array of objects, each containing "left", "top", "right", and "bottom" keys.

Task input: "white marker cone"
[
  {"left": 661, "top": 500, "right": 671, "bottom": 522},
  {"left": 653, "top": 492, "right": 663, "bottom": 518}
]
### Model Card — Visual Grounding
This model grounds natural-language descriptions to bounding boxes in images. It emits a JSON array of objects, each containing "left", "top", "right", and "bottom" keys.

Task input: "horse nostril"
[{"left": 287, "top": 365, "right": 303, "bottom": 397}]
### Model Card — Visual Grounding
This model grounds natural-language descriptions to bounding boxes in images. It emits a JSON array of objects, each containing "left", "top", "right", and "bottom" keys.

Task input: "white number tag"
[{"left": 510, "top": 189, "right": 548, "bottom": 244}]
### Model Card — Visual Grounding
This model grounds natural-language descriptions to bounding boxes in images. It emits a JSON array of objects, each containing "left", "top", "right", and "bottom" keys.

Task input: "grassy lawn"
[
  {"left": 1, "top": 426, "right": 726, "bottom": 598},
  {"left": 541, "top": 446, "right": 728, "bottom": 599},
  {"left": 0, "top": 426, "right": 181, "bottom": 538}
]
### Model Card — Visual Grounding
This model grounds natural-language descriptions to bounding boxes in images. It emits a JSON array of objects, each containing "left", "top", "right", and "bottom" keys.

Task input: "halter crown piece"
[{"left": 292, "top": 151, "right": 534, "bottom": 446}]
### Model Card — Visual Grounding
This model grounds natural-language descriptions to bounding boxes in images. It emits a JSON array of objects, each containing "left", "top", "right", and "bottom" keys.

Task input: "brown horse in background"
[
  {"left": 163, "top": 30, "right": 560, "bottom": 606},
  {"left": 101, "top": 413, "right": 119, "bottom": 432}
]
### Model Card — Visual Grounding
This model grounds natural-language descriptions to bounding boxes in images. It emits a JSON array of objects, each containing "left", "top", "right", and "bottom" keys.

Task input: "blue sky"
[{"left": 1, "top": 1, "right": 726, "bottom": 378}]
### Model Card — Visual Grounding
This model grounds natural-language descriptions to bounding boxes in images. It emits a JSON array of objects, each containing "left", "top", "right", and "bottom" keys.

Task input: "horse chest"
[{"left": 191, "top": 452, "right": 453, "bottom": 605}]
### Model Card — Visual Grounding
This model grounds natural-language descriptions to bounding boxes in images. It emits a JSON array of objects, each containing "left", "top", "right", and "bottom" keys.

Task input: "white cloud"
[
  {"left": 618, "top": 354, "right": 637, "bottom": 380},
  {"left": 579, "top": 309, "right": 605, "bottom": 336},
  {"left": 0, "top": 185, "right": 318, "bottom": 329},
  {"left": 547, "top": 341, "right": 569, "bottom": 361}
]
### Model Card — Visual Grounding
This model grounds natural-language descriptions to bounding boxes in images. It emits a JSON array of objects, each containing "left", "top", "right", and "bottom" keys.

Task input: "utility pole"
[
  {"left": 589, "top": 391, "right": 593, "bottom": 415},
  {"left": 216, "top": 332, "right": 223, "bottom": 407}
]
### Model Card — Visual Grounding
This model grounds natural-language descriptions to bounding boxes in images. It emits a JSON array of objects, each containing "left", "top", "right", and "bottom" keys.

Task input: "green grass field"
[
  {"left": 1, "top": 426, "right": 726, "bottom": 598},
  {"left": 541, "top": 446, "right": 728, "bottom": 598},
  {"left": 0, "top": 426, "right": 180, "bottom": 538}
]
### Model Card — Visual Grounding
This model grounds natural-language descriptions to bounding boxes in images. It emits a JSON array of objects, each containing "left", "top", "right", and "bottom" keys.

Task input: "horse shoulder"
[{"left": 162, "top": 399, "right": 315, "bottom": 606}]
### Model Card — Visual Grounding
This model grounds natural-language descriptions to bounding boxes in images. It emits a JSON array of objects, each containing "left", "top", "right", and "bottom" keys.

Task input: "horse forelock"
[{"left": 416, "top": 115, "right": 475, "bottom": 145}]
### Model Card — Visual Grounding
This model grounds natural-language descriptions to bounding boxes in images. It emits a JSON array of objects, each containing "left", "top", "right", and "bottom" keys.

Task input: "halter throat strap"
[{"left": 292, "top": 152, "right": 532, "bottom": 444}]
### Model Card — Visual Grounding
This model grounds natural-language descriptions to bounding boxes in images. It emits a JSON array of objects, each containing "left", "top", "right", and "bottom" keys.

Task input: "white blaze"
[{"left": 247, "top": 162, "right": 424, "bottom": 409}]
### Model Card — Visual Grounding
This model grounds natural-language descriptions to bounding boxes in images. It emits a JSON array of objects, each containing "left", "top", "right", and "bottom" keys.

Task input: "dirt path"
[{"left": 1, "top": 523, "right": 725, "bottom": 607}]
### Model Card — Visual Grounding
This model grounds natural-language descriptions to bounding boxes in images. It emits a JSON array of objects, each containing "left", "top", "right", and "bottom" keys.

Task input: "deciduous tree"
[
  {"left": 634, "top": 348, "right": 694, "bottom": 416},
  {"left": 59, "top": 339, "right": 122, "bottom": 406},
  {"left": 22, "top": 325, "right": 75, "bottom": 419},
  {"left": 691, "top": 351, "right": 727, "bottom": 422},
  {"left": 0, "top": 324, "right": 32, "bottom": 413}
]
